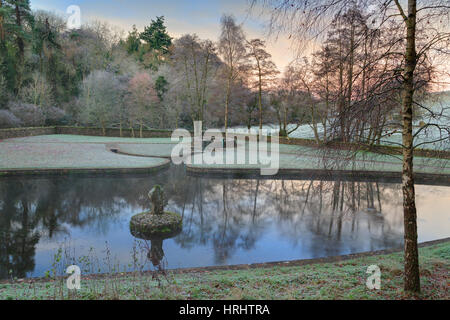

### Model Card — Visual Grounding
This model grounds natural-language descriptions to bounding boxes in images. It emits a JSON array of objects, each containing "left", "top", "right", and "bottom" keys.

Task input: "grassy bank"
[{"left": 1, "top": 241, "right": 448, "bottom": 300}]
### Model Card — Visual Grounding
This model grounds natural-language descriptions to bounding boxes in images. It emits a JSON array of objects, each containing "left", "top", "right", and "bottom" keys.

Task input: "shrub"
[
  {"left": 0, "top": 110, "right": 22, "bottom": 128},
  {"left": 44, "top": 106, "right": 67, "bottom": 126},
  {"left": 7, "top": 101, "right": 45, "bottom": 127}
]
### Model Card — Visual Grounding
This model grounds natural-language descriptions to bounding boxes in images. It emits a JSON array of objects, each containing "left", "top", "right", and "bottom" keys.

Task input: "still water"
[{"left": 0, "top": 165, "right": 449, "bottom": 279}]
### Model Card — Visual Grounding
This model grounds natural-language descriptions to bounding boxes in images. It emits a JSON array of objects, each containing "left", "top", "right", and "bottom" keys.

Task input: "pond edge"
[{"left": 1, "top": 237, "right": 448, "bottom": 285}]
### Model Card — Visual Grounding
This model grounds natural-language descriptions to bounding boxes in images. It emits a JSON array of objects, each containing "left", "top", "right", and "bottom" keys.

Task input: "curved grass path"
[
  {"left": 0, "top": 135, "right": 172, "bottom": 175},
  {"left": 110, "top": 143, "right": 176, "bottom": 158}
]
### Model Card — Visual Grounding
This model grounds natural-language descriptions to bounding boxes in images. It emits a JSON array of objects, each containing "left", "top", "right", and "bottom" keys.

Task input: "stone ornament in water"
[
  {"left": 148, "top": 185, "right": 167, "bottom": 215},
  {"left": 130, "top": 185, "right": 182, "bottom": 239}
]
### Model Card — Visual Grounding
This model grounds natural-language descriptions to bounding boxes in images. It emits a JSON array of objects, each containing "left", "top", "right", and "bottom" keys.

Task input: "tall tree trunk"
[
  {"left": 401, "top": 0, "right": 420, "bottom": 293},
  {"left": 14, "top": 3, "right": 24, "bottom": 95},
  {"left": 258, "top": 61, "right": 263, "bottom": 130},
  {"left": 15, "top": 4, "right": 24, "bottom": 60},
  {"left": 200, "top": 49, "right": 211, "bottom": 123},
  {"left": 310, "top": 104, "right": 321, "bottom": 144},
  {"left": 338, "top": 35, "right": 346, "bottom": 142},
  {"left": 0, "top": 0, "right": 4, "bottom": 43},
  {"left": 225, "top": 75, "right": 231, "bottom": 132}
]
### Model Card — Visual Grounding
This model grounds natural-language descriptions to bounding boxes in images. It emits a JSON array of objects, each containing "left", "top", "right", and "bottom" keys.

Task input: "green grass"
[{"left": 1, "top": 242, "right": 448, "bottom": 300}]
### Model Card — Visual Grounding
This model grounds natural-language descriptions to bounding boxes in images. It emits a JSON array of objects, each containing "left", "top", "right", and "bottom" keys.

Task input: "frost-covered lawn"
[
  {"left": 0, "top": 140, "right": 169, "bottom": 171},
  {"left": 2, "top": 134, "right": 184, "bottom": 160},
  {"left": 188, "top": 143, "right": 450, "bottom": 175},
  {"left": 1, "top": 134, "right": 449, "bottom": 174}
]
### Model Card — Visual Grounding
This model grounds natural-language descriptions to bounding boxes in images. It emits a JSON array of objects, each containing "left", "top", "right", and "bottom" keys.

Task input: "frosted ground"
[
  {"left": 0, "top": 135, "right": 170, "bottom": 171},
  {"left": 0, "top": 122, "right": 448, "bottom": 174},
  {"left": 186, "top": 143, "right": 450, "bottom": 175}
]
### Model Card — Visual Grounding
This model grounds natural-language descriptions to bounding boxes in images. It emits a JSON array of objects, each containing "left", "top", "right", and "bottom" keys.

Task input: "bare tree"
[
  {"left": 79, "top": 70, "right": 123, "bottom": 135},
  {"left": 218, "top": 14, "right": 247, "bottom": 131},
  {"left": 127, "top": 72, "right": 158, "bottom": 137},
  {"left": 251, "top": 0, "right": 450, "bottom": 293},
  {"left": 284, "top": 58, "right": 329, "bottom": 142},
  {"left": 270, "top": 63, "right": 312, "bottom": 138},
  {"left": 19, "top": 72, "right": 53, "bottom": 108},
  {"left": 171, "top": 34, "right": 221, "bottom": 125},
  {"left": 246, "top": 38, "right": 279, "bottom": 129}
]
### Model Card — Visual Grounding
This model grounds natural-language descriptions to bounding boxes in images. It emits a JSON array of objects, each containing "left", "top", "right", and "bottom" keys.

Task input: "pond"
[{"left": 0, "top": 165, "right": 449, "bottom": 279}]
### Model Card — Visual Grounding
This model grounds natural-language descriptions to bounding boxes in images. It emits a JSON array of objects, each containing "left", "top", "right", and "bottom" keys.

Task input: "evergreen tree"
[
  {"left": 124, "top": 24, "right": 140, "bottom": 54},
  {"left": 5, "top": 0, "right": 34, "bottom": 94},
  {"left": 0, "top": 0, "right": 16, "bottom": 92},
  {"left": 154, "top": 75, "right": 168, "bottom": 102},
  {"left": 0, "top": 0, "right": 14, "bottom": 44},
  {"left": 32, "top": 16, "right": 60, "bottom": 73},
  {"left": 140, "top": 16, "right": 172, "bottom": 54},
  {"left": 139, "top": 16, "right": 172, "bottom": 69}
]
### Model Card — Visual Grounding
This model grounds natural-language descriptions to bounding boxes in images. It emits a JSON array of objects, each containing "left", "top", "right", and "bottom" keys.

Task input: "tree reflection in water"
[
  {"left": 0, "top": 165, "right": 446, "bottom": 279},
  {"left": 169, "top": 174, "right": 404, "bottom": 264}
]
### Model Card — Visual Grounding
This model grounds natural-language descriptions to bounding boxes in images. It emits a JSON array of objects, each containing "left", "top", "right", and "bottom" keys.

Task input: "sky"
[{"left": 31, "top": 0, "right": 298, "bottom": 73}]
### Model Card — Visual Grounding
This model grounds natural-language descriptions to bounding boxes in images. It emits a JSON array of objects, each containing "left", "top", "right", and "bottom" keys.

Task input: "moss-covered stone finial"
[
  {"left": 130, "top": 186, "right": 182, "bottom": 240},
  {"left": 148, "top": 185, "right": 166, "bottom": 215}
]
